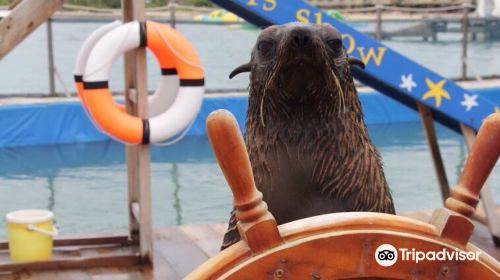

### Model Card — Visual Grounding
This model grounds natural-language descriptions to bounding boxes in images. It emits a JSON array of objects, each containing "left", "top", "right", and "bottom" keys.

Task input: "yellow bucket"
[{"left": 6, "top": 209, "right": 58, "bottom": 262}]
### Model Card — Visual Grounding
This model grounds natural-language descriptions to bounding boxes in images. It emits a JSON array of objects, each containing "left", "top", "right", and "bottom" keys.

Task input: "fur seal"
[{"left": 221, "top": 23, "right": 395, "bottom": 250}]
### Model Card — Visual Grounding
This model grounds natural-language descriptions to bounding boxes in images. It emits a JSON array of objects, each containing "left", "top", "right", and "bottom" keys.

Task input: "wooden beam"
[
  {"left": 46, "top": 17, "right": 56, "bottom": 96},
  {"left": 122, "top": 0, "right": 153, "bottom": 263},
  {"left": 460, "top": 124, "right": 500, "bottom": 246},
  {"left": 169, "top": 0, "right": 177, "bottom": 28},
  {"left": 0, "top": 254, "right": 141, "bottom": 272},
  {"left": 375, "top": 4, "right": 383, "bottom": 41},
  {"left": 417, "top": 103, "right": 450, "bottom": 203},
  {"left": 0, "top": 235, "right": 131, "bottom": 250},
  {"left": 461, "top": 4, "right": 469, "bottom": 80},
  {"left": 0, "top": 0, "right": 64, "bottom": 60},
  {"left": 8, "top": 0, "right": 23, "bottom": 10}
]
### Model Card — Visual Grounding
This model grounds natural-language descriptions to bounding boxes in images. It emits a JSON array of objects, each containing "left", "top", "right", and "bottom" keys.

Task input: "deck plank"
[
  {"left": 155, "top": 227, "right": 211, "bottom": 278},
  {"left": 470, "top": 221, "right": 500, "bottom": 260},
  {"left": 209, "top": 223, "right": 228, "bottom": 236},
  {"left": 179, "top": 224, "right": 223, "bottom": 257},
  {"left": 87, "top": 265, "right": 140, "bottom": 280},
  {"left": 53, "top": 270, "right": 93, "bottom": 280},
  {"left": 147, "top": 244, "right": 183, "bottom": 280},
  {"left": 92, "top": 272, "right": 141, "bottom": 280}
]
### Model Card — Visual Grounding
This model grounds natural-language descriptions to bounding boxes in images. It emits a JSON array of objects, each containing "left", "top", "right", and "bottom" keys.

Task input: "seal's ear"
[
  {"left": 349, "top": 57, "right": 365, "bottom": 69},
  {"left": 229, "top": 63, "right": 251, "bottom": 79}
]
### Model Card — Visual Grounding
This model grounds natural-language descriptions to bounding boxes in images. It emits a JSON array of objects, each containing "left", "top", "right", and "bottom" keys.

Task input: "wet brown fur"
[{"left": 221, "top": 24, "right": 395, "bottom": 250}]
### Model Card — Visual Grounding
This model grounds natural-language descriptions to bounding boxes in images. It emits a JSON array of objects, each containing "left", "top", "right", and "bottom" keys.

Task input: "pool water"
[{"left": 0, "top": 121, "right": 498, "bottom": 238}]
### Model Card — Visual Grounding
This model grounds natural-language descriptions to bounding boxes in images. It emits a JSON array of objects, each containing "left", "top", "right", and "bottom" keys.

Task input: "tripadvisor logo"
[
  {"left": 374, "top": 244, "right": 481, "bottom": 267},
  {"left": 375, "top": 244, "right": 398, "bottom": 267}
]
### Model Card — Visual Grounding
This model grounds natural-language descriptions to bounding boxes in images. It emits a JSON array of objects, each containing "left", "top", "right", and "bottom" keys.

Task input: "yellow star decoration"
[{"left": 422, "top": 79, "right": 451, "bottom": 108}]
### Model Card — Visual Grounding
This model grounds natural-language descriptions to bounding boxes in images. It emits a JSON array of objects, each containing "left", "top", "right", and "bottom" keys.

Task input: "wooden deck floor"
[{"left": 0, "top": 211, "right": 498, "bottom": 280}]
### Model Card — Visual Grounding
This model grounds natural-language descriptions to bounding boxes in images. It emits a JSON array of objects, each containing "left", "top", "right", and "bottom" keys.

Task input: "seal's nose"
[{"left": 291, "top": 28, "right": 311, "bottom": 48}]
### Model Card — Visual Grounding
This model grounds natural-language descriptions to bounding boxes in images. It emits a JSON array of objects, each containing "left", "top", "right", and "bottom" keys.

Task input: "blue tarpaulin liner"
[
  {"left": 0, "top": 89, "right": 498, "bottom": 148},
  {"left": 0, "top": 121, "right": 458, "bottom": 178}
]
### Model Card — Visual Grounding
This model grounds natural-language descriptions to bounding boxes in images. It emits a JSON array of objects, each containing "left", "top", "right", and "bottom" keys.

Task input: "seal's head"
[
  {"left": 230, "top": 23, "right": 364, "bottom": 122},
  {"left": 221, "top": 24, "right": 394, "bottom": 251}
]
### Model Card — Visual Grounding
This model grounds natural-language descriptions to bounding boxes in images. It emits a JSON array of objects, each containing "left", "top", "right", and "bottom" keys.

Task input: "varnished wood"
[
  {"left": 122, "top": 0, "right": 153, "bottom": 263},
  {"left": 0, "top": 0, "right": 64, "bottom": 59},
  {"left": 206, "top": 110, "right": 283, "bottom": 253},
  {"left": 459, "top": 121, "right": 500, "bottom": 246},
  {"left": 186, "top": 213, "right": 500, "bottom": 279},
  {"left": 446, "top": 113, "right": 500, "bottom": 217},
  {"left": 429, "top": 207, "right": 474, "bottom": 245},
  {"left": 417, "top": 103, "right": 450, "bottom": 203},
  {"left": 219, "top": 232, "right": 497, "bottom": 279}
]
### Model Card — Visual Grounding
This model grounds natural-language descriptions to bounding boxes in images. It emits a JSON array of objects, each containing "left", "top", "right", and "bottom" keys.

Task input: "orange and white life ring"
[
  {"left": 74, "top": 21, "right": 125, "bottom": 116},
  {"left": 74, "top": 20, "right": 181, "bottom": 119},
  {"left": 82, "top": 21, "right": 204, "bottom": 144}
]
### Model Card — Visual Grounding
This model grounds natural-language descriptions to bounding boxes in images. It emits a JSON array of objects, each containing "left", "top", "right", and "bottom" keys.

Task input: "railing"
[
  {"left": 309, "top": 0, "right": 472, "bottom": 9},
  {"left": 1, "top": 3, "right": 495, "bottom": 97},
  {"left": 346, "top": 4, "right": 478, "bottom": 80}
]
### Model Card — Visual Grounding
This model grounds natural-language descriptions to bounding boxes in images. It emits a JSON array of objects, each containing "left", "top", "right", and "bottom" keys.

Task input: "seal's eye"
[
  {"left": 258, "top": 40, "right": 274, "bottom": 53},
  {"left": 326, "top": 38, "right": 342, "bottom": 51}
]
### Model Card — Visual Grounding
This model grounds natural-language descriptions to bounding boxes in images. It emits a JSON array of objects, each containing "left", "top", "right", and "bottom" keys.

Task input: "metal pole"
[
  {"left": 461, "top": 4, "right": 470, "bottom": 80},
  {"left": 169, "top": 0, "right": 176, "bottom": 28},
  {"left": 46, "top": 17, "right": 56, "bottom": 96},
  {"left": 375, "top": 4, "right": 383, "bottom": 41}
]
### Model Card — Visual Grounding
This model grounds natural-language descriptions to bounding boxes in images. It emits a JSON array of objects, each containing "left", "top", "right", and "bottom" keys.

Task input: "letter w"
[{"left": 357, "top": 47, "right": 387, "bottom": 66}]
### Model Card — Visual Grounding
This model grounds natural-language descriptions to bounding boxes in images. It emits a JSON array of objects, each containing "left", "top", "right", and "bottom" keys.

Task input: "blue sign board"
[{"left": 210, "top": 0, "right": 499, "bottom": 132}]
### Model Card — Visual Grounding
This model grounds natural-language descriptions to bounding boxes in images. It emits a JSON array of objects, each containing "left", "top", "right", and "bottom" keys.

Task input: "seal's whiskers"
[
  {"left": 326, "top": 60, "right": 346, "bottom": 115},
  {"left": 261, "top": 57, "right": 283, "bottom": 127}
]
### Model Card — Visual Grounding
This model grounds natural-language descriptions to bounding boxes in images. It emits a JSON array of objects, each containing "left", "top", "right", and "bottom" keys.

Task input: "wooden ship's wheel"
[{"left": 186, "top": 110, "right": 500, "bottom": 280}]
